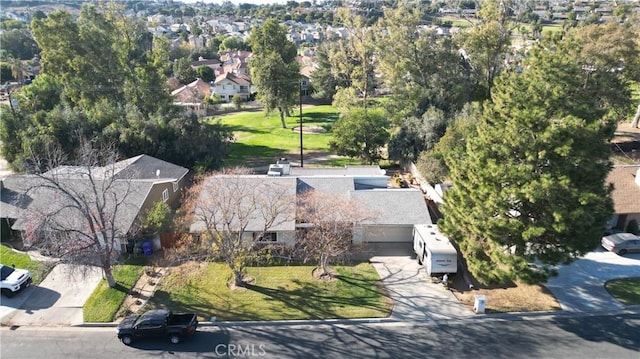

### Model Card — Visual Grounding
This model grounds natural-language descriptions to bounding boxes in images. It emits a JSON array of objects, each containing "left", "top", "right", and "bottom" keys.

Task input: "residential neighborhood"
[{"left": 1, "top": 0, "right": 640, "bottom": 357}]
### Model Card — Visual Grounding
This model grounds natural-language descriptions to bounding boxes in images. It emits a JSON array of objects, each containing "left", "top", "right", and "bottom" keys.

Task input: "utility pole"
[{"left": 299, "top": 79, "right": 303, "bottom": 167}]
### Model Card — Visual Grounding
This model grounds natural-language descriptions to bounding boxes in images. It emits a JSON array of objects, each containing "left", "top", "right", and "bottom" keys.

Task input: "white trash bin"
[{"left": 473, "top": 295, "right": 487, "bottom": 314}]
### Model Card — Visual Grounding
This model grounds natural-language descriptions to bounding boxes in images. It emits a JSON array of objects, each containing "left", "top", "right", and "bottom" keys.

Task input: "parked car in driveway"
[
  {"left": 117, "top": 309, "right": 198, "bottom": 345},
  {"left": 0, "top": 264, "right": 32, "bottom": 297},
  {"left": 601, "top": 233, "right": 640, "bottom": 255}
]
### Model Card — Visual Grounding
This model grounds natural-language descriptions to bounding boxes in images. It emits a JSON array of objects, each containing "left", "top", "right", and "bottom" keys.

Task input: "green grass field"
[
  {"left": 215, "top": 105, "right": 340, "bottom": 167},
  {"left": 83, "top": 264, "right": 144, "bottom": 322},
  {"left": 146, "top": 262, "right": 392, "bottom": 321}
]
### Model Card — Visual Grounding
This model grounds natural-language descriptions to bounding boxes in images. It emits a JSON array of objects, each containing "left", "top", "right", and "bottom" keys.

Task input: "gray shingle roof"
[
  {"left": 296, "top": 177, "right": 354, "bottom": 196},
  {"left": 7, "top": 176, "right": 152, "bottom": 236},
  {"left": 350, "top": 189, "right": 431, "bottom": 225}
]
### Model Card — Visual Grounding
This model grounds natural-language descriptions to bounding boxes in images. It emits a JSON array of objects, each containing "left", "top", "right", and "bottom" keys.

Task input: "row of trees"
[{"left": 0, "top": 4, "right": 232, "bottom": 173}]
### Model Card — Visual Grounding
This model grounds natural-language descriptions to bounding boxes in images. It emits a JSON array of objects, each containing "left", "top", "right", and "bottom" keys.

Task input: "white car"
[
  {"left": 0, "top": 264, "right": 33, "bottom": 297},
  {"left": 601, "top": 233, "right": 640, "bottom": 255}
]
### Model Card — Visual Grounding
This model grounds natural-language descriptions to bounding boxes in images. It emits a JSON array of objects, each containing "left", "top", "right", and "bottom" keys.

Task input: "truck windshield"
[{"left": 1, "top": 266, "right": 15, "bottom": 281}]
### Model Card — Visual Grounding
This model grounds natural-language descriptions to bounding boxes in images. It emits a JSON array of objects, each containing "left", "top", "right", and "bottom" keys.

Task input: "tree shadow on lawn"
[
  {"left": 299, "top": 112, "right": 340, "bottom": 123},
  {"left": 147, "top": 289, "right": 262, "bottom": 322},
  {"left": 222, "top": 124, "right": 270, "bottom": 135},
  {"left": 246, "top": 277, "right": 390, "bottom": 320}
]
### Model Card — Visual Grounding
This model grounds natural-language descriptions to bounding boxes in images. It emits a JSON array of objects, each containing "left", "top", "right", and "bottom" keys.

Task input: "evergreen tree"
[
  {"left": 439, "top": 38, "right": 622, "bottom": 284},
  {"left": 249, "top": 18, "right": 300, "bottom": 128}
]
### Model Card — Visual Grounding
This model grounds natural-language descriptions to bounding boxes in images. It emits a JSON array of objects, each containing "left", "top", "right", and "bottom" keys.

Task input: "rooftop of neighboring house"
[
  {"left": 607, "top": 165, "right": 640, "bottom": 214},
  {"left": 1, "top": 154, "right": 188, "bottom": 233},
  {"left": 214, "top": 72, "right": 250, "bottom": 86}
]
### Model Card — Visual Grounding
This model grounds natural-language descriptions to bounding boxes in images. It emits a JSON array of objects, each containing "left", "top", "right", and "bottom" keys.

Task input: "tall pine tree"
[{"left": 439, "top": 38, "right": 623, "bottom": 285}]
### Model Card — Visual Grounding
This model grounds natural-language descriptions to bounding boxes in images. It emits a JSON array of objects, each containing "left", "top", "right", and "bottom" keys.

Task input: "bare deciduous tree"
[
  {"left": 179, "top": 169, "right": 296, "bottom": 288},
  {"left": 295, "top": 190, "right": 376, "bottom": 279},
  {"left": 20, "top": 142, "right": 144, "bottom": 287}
]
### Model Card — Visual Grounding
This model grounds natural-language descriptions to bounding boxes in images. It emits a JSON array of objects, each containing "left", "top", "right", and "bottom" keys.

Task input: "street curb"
[{"left": 75, "top": 305, "right": 640, "bottom": 328}]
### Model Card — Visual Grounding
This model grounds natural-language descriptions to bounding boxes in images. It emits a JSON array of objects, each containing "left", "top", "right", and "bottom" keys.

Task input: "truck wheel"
[
  {"left": 417, "top": 255, "right": 423, "bottom": 265},
  {"left": 169, "top": 334, "right": 181, "bottom": 344},
  {"left": 1, "top": 289, "right": 15, "bottom": 298},
  {"left": 120, "top": 336, "right": 133, "bottom": 345}
]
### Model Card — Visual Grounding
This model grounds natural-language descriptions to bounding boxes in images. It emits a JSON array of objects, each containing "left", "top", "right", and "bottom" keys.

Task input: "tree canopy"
[
  {"left": 438, "top": 37, "right": 623, "bottom": 285},
  {"left": 249, "top": 18, "right": 300, "bottom": 128},
  {"left": 0, "top": 4, "right": 230, "bottom": 172},
  {"left": 329, "top": 108, "right": 389, "bottom": 164}
]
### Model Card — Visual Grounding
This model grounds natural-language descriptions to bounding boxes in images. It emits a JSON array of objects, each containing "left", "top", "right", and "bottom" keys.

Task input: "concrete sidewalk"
[
  {"left": 2, "top": 264, "right": 103, "bottom": 326},
  {"left": 370, "top": 255, "right": 474, "bottom": 322}
]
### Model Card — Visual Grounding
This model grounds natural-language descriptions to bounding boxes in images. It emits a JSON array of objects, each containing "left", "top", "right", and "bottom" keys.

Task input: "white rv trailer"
[{"left": 413, "top": 224, "right": 458, "bottom": 275}]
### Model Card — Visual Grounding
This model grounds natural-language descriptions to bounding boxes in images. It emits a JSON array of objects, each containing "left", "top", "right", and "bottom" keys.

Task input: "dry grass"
[{"left": 451, "top": 278, "right": 561, "bottom": 313}]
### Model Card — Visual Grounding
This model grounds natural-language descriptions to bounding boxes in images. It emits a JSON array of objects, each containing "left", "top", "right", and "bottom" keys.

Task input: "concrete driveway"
[
  {"left": 1, "top": 264, "right": 103, "bottom": 326},
  {"left": 368, "top": 244, "right": 474, "bottom": 322},
  {"left": 546, "top": 248, "right": 640, "bottom": 312}
]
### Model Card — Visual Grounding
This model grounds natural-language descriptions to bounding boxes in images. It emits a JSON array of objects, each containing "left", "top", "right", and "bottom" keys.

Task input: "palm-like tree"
[{"left": 10, "top": 57, "right": 28, "bottom": 84}]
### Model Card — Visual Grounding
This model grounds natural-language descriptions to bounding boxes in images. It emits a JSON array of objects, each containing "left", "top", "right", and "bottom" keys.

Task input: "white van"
[{"left": 413, "top": 224, "right": 458, "bottom": 275}]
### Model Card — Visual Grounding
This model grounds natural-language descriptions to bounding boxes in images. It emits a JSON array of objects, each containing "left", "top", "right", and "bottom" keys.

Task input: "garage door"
[{"left": 361, "top": 225, "right": 413, "bottom": 243}]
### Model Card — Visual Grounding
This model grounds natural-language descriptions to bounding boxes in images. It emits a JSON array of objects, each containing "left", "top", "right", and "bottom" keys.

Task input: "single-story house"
[
  {"left": 188, "top": 163, "right": 431, "bottom": 247},
  {"left": 606, "top": 165, "right": 640, "bottom": 233},
  {"left": 0, "top": 154, "right": 189, "bottom": 250}
]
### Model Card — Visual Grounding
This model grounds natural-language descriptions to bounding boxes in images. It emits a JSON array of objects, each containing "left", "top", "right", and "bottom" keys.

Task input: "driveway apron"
[
  {"left": 370, "top": 252, "right": 473, "bottom": 322},
  {"left": 546, "top": 250, "right": 640, "bottom": 312},
  {"left": 2, "top": 264, "right": 103, "bottom": 326}
]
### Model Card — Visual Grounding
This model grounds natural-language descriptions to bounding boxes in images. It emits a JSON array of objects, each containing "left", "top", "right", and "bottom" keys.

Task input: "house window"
[
  {"left": 173, "top": 181, "right": 179, "bottom": 192},
  {"left": 162, "top": 189, "right": 169, "bottom": 202},
  {"left": 254, "top": 232, "right": 277, "bottom": 242}
]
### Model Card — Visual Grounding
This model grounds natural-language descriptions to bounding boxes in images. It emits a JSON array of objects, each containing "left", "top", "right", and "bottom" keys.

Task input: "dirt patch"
[
  {"left": 450, "top": 276, "right": 561, "bottom": 313},
  {"left": 291, "top": 126, "right": 327, "bottom": 134},
  {"left": 312, "top": 267, "right": 338, "bottom": 281},
  {"left": 116, "top": 266, "right": 166, "bottom": 321},
  {"left": 227, "top": 275, "right": 256, "bottom": 291}
]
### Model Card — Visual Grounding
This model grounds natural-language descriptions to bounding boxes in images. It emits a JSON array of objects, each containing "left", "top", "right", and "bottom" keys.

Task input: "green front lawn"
[
  {"left": 0, "top": 245, "right": 51, "bottom": 284},
  {"left": 83, "top": 264, "right": 144, "bottom": 322},
  {"left": 215, "top": 105, "right": 340, "bottom": 166},
  {"left": 146, "top": 262, "right": 392, "bottom": 321},
  {"left": 605, "top": 277, "right": 640, "bottom": 305}
]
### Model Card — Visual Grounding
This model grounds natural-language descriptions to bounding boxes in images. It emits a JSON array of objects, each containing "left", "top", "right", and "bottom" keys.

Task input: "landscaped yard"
[
  {"left": 214, "top": 105, "right": 341, "bottom": 166},
  {"left": 83, "top": 263, "right": 145, "bottom": 322},
  {"left": 145, "top": 262, "right": 392, "bottom": 321},
  {"left": 605, "top": 277, "right": 640, "bottom": 305},
  {"left": 0, "top": 244, "right": 52, "bottom": 284}
]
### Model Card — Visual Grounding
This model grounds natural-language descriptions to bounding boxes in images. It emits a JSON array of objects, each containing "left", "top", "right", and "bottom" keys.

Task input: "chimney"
[{"left": 277, "top": 158, "right": 290, "bottom": 175}]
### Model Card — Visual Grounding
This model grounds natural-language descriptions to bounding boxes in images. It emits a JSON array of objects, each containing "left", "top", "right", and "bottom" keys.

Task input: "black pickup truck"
[{"left": 116, "top": 309, "right": 198, "bottom": 345}]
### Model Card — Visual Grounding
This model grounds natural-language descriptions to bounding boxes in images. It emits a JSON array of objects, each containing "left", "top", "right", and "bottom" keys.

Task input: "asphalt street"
[{"left": 1, "top": 313, "right": 639, "bottom": 359}]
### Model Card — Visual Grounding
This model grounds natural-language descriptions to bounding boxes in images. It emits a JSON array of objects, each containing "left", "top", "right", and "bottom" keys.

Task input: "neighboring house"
[
  {"left": 212, "top": 72, "right": 251, "bottom": 102},
  {"left": 0, "top": 155, "right": 189, "bottom": 251},
  {"left": 189, "top": 163, "right": 431, "bottom": 247},
  {"left": 191, "top": 57, "right": 222, "bottom": 72},
  {"left": 171, "top": 78, "right": 212, "bottom": 114},
  {"left": 606, "top": 165, "right": 640, "bottom": 233}
]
